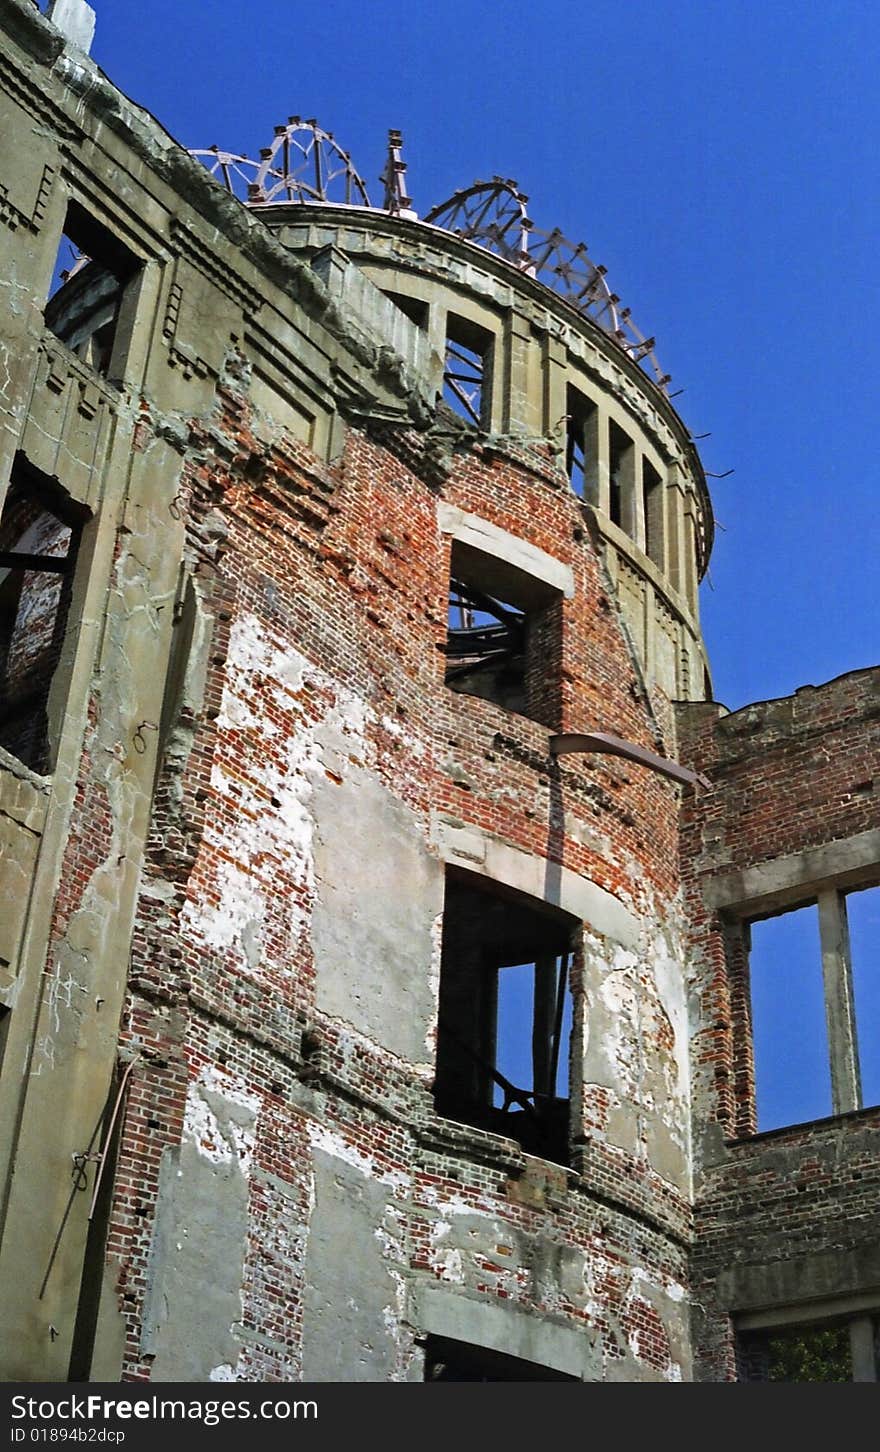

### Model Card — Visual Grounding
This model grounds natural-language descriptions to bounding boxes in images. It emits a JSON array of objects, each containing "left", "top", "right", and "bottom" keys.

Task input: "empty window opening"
[
  {"left": 749, "top": 904, "right": 831, "bottom": 1131},
  {"left": 424, "top": 1334, "right": 577, "bottom": 1382},
  {"left": 565, "top": 385, "right": 597, "bottom": 503},
  {"left": 642, "top": 457, "right": 664, "bottom": 566},
  {"left": 443, "top": 314, "right": 491, "bottom": 427},
  {"left": 434, "top": 869, "right": 577, "bottom": 1164},
  {"left": 608, "top": 420, "right": 635, "bottom": 533},
  {"left": 495, "top": 959, "right": 573, "bottom": 1106},
  {"left": 447, "top": 576, "right": 525, "bottom": 714},
  {"left": 445, "top": 539, "right": 562, "bottom": 725},
  {"left": 381, "top": 289, "right": 429, "bottom": 329},
  {"left": 45, "top": 201, "right": 139, "bottom": 380},
  {"left": 0, "top": 460, "right": 83, "bottom": 773},
  {"left": 848, "top": 885, "right": 880, "bottom": 1108},
  {"left": 738, "top": 1323, "right": 853, "bottom": 1383}
]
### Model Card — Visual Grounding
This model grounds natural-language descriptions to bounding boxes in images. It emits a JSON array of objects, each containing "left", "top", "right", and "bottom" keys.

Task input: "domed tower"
[{"left": 0, "top": 28, "right": 712, "bottom": 1382}]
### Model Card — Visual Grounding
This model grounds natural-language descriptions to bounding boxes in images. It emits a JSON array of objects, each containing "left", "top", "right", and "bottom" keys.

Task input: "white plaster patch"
[
  {"left": 188, "top": 855, "right": 267, "bottom": 962},
  {"left": 427, "top": 1248, "right": 464, "bottom": 1283},
  {"left": 424, "top": 907, "right": 444, "bottom": 1058},
  {"left": 416, "top": 1186, "right": 497, "bottom": 1218},
  {"left": 183, "top": 1064, "right": 260, "bottom": 1176},
  {"left": 307, "top": 1121, "right": 409, "bottom": 1195},
  {"left": 183, "top": 614, "right": 392, "bottom": 975},
  {"left": 208, "top": 1364, "right": 237, "bottom": 1381},
  {"left": 376, "top": 1204, "right": 409, "bottom": 1363}
]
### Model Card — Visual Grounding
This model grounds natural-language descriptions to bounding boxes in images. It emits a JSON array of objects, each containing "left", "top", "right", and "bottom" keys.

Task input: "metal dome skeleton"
[{"left": 189, "top": 121, "right": 669, "bottom": 390}]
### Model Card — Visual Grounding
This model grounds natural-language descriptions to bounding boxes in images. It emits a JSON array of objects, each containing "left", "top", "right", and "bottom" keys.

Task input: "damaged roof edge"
[{"left": 4, "top": 0, "right": 436, "bottom": 430}]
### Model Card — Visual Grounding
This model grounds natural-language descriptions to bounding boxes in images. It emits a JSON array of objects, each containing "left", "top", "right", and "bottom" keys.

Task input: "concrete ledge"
[
  {"left": 719, "top": 1244, "right": 880, "bottom": 1317},
  {"left": 432, "top": 814, "right": 640, "bottom": 949},
  {"left": 410, "top": 1282, "right": 600, "bottom": 1381},
  {"left": 437, "top": 502, "right": 575, "bottom": 600},
  {"left": 703, "top": 829, "right": 880, "bottom": 916}
]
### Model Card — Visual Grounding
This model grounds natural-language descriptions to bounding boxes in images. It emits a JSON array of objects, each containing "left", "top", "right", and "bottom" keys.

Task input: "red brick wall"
[
  {"left": 81, "top": 374, "right": 696, "bottom": 1380},
  {"left": 677, "top": 669, "right": 880, "bottom": 1380}
]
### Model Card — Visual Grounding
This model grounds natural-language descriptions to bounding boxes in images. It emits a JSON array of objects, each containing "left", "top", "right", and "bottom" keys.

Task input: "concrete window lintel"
[
  {"left": 703, "top": 829, "right": 880, "bottom": 917},
  {"left": 437, "top": 502, "right": 575, "bottom": 600},
  {"left": 431, "top": 813, "right": 640, "bottom": 949},
  {"left": 411, "top": 1282, "right": 600, "bottom": 1381}
]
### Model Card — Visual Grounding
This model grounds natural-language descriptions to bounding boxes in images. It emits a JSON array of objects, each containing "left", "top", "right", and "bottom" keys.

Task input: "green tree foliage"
[{"left": 766, "top": 1325, "right": 851, "bottom": 1382}]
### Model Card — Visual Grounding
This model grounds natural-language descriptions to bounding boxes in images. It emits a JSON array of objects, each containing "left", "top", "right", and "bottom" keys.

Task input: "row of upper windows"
[
  {"left": 42, "top": 200, "right": 683, "bottom": 595},
  {"left": 436, "top": 310, "right": 679, "bottom": 581}
]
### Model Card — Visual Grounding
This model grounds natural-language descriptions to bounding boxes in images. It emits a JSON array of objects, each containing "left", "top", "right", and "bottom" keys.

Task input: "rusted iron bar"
[{"left": 549, "top": 730, "right": 711, "bottom": 789}]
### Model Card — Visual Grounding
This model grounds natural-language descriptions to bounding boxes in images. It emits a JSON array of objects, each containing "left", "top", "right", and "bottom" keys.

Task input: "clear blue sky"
[{"left": 83, "top": 1, "right": 878, "bottom": 1129}]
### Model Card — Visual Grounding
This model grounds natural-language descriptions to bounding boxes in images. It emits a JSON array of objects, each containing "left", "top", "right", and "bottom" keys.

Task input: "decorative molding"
[
  {"left": 0, "top": 53, "right": 81, "bottom": 139},
  {"left": 0, "top": 162, "right": 55, "bottom": 235},
  {"left": 169, "top": 219, "right": 262, "bottom": 316},
  {"left": 161, "top": 267, "right": 217, "bottom": 381}
]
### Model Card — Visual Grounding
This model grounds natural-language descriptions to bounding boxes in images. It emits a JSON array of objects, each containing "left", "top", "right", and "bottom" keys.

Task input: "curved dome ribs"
[
  {"left": 424, "top": 179, "right": 667, "bottom": 385},
  {"left": 254, "top": 118, "right": 372, "bottom": 206},
  {"left": 189, "top": 127, "right": 668, "bottom": 389},
  {"left": 188, "top": 148, "right": 263, "bottom": 202}
]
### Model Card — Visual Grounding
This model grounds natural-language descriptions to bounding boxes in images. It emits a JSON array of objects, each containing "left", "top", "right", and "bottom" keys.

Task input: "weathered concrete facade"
[{"left": 0, "top": 0, "right": 876, "bottom": 1383}]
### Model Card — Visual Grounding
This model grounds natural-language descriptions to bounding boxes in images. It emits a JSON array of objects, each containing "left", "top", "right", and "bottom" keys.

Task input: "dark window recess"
[
  {"left": 445, "top": 540, "right": 562, "bottom": 725},
  {"left": 0, "top": 461, "right": 83, "bottom": 773},
  {"left": 737, "top": 1324, "right": 852, "bottom": 1383},
  {"left": 443, "top": 314, "right": 491, "bottom": 427},
  {"left": 424, "top": 1334, "right": 577, "bottom": 1382},
  {"left": 447, "top": 577, "right": 525, "bottom": 713},
  {"left": 381, "top": 289, "right": 429, "bottom": 329},
  {"left": 434, "top": 869, "right": 577, "bottom": 1164},
  {"left": 642, "top": 457, "right": 664, "bottom": 566},
  {"left": 565, "top": 384, "right": 597, "bottom": 502},
  {"left": 45, "top": 201, "right": 139, "bottom": 380},
  {"left": 609, "top": 419, "right": 635, "bottom": 533}
]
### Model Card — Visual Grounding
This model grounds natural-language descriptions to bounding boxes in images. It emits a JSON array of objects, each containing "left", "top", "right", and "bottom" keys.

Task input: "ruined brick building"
[{"left": 0, "top": 0, "right": 877, "bottom": 1383}]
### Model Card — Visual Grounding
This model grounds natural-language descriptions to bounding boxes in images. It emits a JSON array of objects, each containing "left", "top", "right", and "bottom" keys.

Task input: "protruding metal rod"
[{"left": 549, "top": 731, "right": 711, "bottom": 789}]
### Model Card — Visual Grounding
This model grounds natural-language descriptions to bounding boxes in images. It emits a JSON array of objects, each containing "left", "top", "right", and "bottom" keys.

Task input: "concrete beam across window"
[{"left": 437, "top": 503, "right": 574, "bottom": 602}]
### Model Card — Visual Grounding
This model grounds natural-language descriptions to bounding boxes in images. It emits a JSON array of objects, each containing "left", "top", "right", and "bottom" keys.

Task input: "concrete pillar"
[
  {"left": 642, "top": 459, "right": 666, "bottom": 570},
  {"left": 542, "top": 334, "right": 567, "bottom": 447},
  {"left": 503, "top": 311, "right": 535, "bottom": 434},
  {"left": 817, "top": 888, "right": 861, "bottom": 1115},
  {"left": 665, "top": 464, "right": 686, "bottom": 600},
  {"left": 611, "top": 425, "right": 636, "bottom": 536},
  {"left": 581, "top": 403, "right": 606, "bottom": 510},
  {"left": 682, "top": 503, "right": 699, "bottom": 613},
  {"left": 849, "top": 1316, "right": 877, "bottom": 1382}
]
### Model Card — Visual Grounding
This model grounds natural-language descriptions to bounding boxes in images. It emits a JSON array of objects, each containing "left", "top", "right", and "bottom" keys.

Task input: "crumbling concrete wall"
[
  {"left": 107, "top": 384, "right": 695, "bottom": 1381},
  {"left": 0, "top": 0, "right": 709, "bottom": 1383}
]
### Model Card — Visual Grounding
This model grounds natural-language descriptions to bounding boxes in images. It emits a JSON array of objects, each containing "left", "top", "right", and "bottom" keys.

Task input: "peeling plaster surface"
[
  {"left": 301, "top": 1145, "right": 406, "bottom": 1382},
  {"left": 141, "top": 1068, "right": 259, "bottom": 1381}
]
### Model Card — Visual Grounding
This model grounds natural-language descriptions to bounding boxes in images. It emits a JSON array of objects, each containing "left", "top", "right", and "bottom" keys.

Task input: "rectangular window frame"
[
  {"left": 717, "top": 854, "right": 880, "bottom": 1137},
  {"left": 433, "top": 866, "right": 579, "bottom": 1166},
  {"left": 0, "top": 454, "right": 89, "bottom": 774},
  {"left": 45, "top": 198, "right": 144, "bottom": 387}
]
